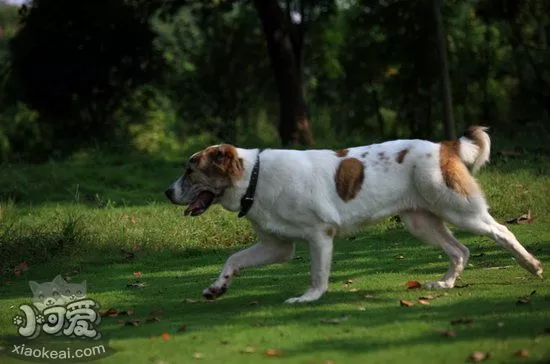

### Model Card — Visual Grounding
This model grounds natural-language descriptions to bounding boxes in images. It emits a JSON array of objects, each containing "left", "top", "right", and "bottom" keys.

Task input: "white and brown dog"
[{"left": 165, "top": 126, "right": 543, "bottom": 303}]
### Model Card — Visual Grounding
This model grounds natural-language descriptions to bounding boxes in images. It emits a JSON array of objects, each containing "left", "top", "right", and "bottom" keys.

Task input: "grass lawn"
[{"left": 0, "top": 139, "right": 549, "bottom": 363}]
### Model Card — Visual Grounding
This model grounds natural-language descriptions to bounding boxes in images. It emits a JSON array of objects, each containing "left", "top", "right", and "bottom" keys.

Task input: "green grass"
[{"left": 0, "top": 140, "right": 549, "bottom": 363}]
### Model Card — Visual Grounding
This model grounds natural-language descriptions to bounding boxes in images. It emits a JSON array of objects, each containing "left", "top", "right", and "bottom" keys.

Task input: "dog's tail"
[{"left": 457, "top": 125, "right": 491, "bottom": 174}]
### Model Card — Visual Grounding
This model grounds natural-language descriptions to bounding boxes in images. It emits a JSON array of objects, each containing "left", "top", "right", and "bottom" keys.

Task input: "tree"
[
  {"left": 8, "top": 0, "right": 164, "bottom": 152},
  {"left": 253, "top": 0, "right": 314, "bottom": 146},
  {"left": 432, "top": 0, "right": 456, "bottom": 139}
]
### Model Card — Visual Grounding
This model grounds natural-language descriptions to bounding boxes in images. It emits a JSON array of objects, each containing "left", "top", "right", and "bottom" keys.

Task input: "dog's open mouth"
[{"left": 184, "top": 191, "right": 216, "bottom": 216}]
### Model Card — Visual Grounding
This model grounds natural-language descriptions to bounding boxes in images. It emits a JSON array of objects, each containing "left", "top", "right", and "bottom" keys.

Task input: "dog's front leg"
[
  {"left": 203, "top": 237, "right": 294, "bottom": 300},
  {"left": 285, "top": 236, "right": 333, "bottom": 304}
]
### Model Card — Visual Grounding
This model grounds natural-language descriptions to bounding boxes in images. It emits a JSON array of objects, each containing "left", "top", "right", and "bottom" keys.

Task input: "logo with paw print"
[{"left": 12, "top": 275, "right": 101, "bottom": 340}]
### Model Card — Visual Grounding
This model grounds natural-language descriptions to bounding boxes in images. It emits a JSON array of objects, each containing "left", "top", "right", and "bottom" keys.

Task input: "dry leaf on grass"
[
  {"left": 395, "top": 255, "right": 405, "bottom": 260},
  {"left": 506, "top": 210, "right": 533, "bottom": 224},
  {"left": 125, "top": 319, "right": 141, "bottom": 327},
  {"left": 182, "top": 298, "right": 199, "bottom": 304},
  {"left": 160, "top": 333, "right": 171, "bottom": 341},
  {"left": 514, "top": 349, "right": 529, "bottom": 358},
  {"left": 346, "top": 279, "right": 353, "bottom": 284},
  {"left": 451, "top": 318, "right": 473, "bottom": 325},
  {"left": 467, "top": 351, "right": 489, "bottom": 362},
  {"left": 419, "top": 295, "right": 435, "bottom": 300},
  {"left": 349, "top": 288, "right": 359, "bottom": 292},
  {"left": 100, "top": 308, "right": 119, "bottom": 317},
  {"left": 146, "top": 316, "right": 161, "bottom": 323},
  {"left": 439, "top": 329, "right": 456, "bottom": 337},
  {"left": 192, "top": 352, "right": 203, "bottom": 359},
  {"left": 241, "top": 347, "right": 256, "bottom": 354},
  {"left": 517, "top": 290, "right": 536, "bottom": 305},
  {"left": 133, "top": 271, "right": 142, "bottom": 279},
  {"left": 320, "top": 316, "right": 350, "bottom": 324},
  {"left": 264, "top": 349, "right": 282, "bottom": 357},
  {"left": 399, "top": 300, "right": 414, "bottom": 307},
  {"left": 127, "top": 282, "right": 147, "bottom": 289},
  {"left": 417, "top": 298, "right": 430, "bottom": 305},
  {"left": 406, "top": 280, "right": 422, "bottom": 289}
]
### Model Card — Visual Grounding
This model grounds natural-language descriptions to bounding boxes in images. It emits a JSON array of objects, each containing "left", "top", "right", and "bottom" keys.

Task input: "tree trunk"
[
  {"left": 432, "top": 0, "right": 456, "bottom": 139},
  {"left": 253, "top": 0, "right": 314, "bottom": 146}
]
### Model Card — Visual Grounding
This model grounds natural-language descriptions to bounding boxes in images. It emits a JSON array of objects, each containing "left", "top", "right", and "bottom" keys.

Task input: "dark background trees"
[{"left": 0, "top": 0, "right": 548, "bottom": 161}]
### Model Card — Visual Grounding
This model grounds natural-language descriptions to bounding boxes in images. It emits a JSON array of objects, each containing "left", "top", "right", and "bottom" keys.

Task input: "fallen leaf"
[
  {"left": 346, "top": 279, "right": 353, "bottom": 284},
  {"left": 357, "top": 306, "right": 366, "bottom": 311},
  {"left": 349, "top": 288, "right": 359, "bottom": 292},
  {"left": 182, "top": 298, "right": 199, "bottom": 304},
  {"left": 440, "top": 329, "right": 456, "bottom": 337},
  {"left": 149, "top": 309, "right": 163, "bottom": 317},
  {"left": 417, "top": 298, "right": 430, "bottom": 305},
  {"left": 101, "top": 308, "right": 119, "bottom": 317},
  {"left": 395, "top": 255, "right": 405, "bottom": 260},
  {"left": 161, "top": 332, "right": 171, "bottom": 341},
  {"left": 419, "top": 295, "right": 435, "bottom": 300},
  {"left": 133, "top": 271, "right": 142, "bottom": 279},
  {"left": 516, "top": 291, "right": 535, "bottom": 305},
  {"left": 125, "top": 319, "right": 141, "bottom": 327},
  {"left": 467, "top": 351, "right": 489, "bottom": 362},
  {"left": 264, "top": 349, "right": 282, "bottom": 357},
  {"left": 177, "top": 324, "right": 188, "bottom": 332},
  {"left": 514, "top": 349, "right": 529, "bottom": 358},
  {"left": 130, "top": 216, "right": 137, "bottom": 224},
  {"left": 406, "top": 280, "right": 422, "bottom": 289},
  {"left": 241, "top": 347, "right": 256, "bottom": 354},
  {"left": 451, "top": 318, "right": 473, "bottom": 325},
  {"left": 127, "top": 282, "right": 147, "bottom": 289},
  {"left": 455, "top": 283, "right": 471, "bottom": 289},
  {"left": 320, "top": 316, "right": 350, "bottom": 324},
  {"left": 400, "top": 300, "right": 414, "bottom": 307},
  {"left": 192, "top": 352, "right": 203, "bottom": 359},
  {"left": 146, "top": 316, "right": 161, "bottom": 323},
  {"left": 506, "top": 210, "right": 533, "bottom": 224}
]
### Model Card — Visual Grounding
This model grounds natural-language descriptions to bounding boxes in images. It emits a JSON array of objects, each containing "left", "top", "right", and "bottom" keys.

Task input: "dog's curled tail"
[{"left": 457, "top": 125, "right": 491, "bottom": 174}]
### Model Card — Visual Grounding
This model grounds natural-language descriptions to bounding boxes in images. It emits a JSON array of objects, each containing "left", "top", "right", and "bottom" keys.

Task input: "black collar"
[{"left": 238, "top": 149, "right": 262, "bottom": 218}]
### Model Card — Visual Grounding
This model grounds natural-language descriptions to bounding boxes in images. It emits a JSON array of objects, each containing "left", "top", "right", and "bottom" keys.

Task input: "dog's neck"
[{"left": 219, "top": 148, "right": 262, "bottom": 213}]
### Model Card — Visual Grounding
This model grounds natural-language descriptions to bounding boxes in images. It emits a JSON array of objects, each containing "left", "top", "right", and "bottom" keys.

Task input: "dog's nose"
[{"left": 164, "top": 188, "right": 174, "bottom": 200}]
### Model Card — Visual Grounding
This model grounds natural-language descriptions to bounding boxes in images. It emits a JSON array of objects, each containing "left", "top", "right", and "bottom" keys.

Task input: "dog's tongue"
[{"left": 184, "top": 191, "right": 215, "bottom": 216}]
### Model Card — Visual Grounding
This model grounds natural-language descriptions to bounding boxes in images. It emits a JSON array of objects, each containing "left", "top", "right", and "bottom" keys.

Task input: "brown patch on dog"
[
  {"left": 325, "top": 227, "right": 336, "bottom": 238},
  {"left": 396, "top": 149, "right": 409, "bottom": 164},
  {"left": 439, "top": 141, "right": 476, "bottom": 196},
  {"left": 335, "top": 149, "right": 349, "bottom": 157},
  {"left": 335, "top": 158, "right": 365, "bottom": 202},
  {"left": 191, "top": 144, "right": 244, "bottom": 180}
]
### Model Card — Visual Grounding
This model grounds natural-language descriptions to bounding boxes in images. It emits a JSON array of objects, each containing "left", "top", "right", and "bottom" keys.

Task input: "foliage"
[{"left": 0, "top": 0, "right": 549, "bottom": 161}]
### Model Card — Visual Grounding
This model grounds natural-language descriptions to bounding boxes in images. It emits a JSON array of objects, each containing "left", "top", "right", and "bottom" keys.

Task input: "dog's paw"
[
  {"left": 202, "top": 285, "right": 227, "bottom": 300},
  {"left": 424, "top": 281, "right": 454, "bottom": 289},
  {"left": 284, "top": 289, "right": 325, "bottom": 304}
]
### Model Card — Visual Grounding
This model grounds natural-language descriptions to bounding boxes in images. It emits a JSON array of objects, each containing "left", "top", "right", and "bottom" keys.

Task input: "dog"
[{"left": 165, "top": 126, "right": 543, "bottom": 303}]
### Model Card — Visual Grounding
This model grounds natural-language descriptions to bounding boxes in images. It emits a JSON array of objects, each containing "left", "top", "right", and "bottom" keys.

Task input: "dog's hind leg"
[
  {"left": 400, "top": 210, "right": 469, "bottom": 289},
  {"left": 203, "top": 233, "right": 295, "bottom": 300},
  {"left": 442, "top": 210, "right": 543, "bottom": 278}
]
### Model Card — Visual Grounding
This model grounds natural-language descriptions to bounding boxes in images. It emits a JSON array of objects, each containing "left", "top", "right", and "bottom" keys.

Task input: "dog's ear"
[{"left": 209, "top": 144, "right": 243, "bottom": 179}]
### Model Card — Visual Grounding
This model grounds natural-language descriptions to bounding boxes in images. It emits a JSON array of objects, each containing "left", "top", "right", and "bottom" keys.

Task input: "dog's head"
[{"left": 165, "top": 144, "right": 244, "bottom": 216}]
